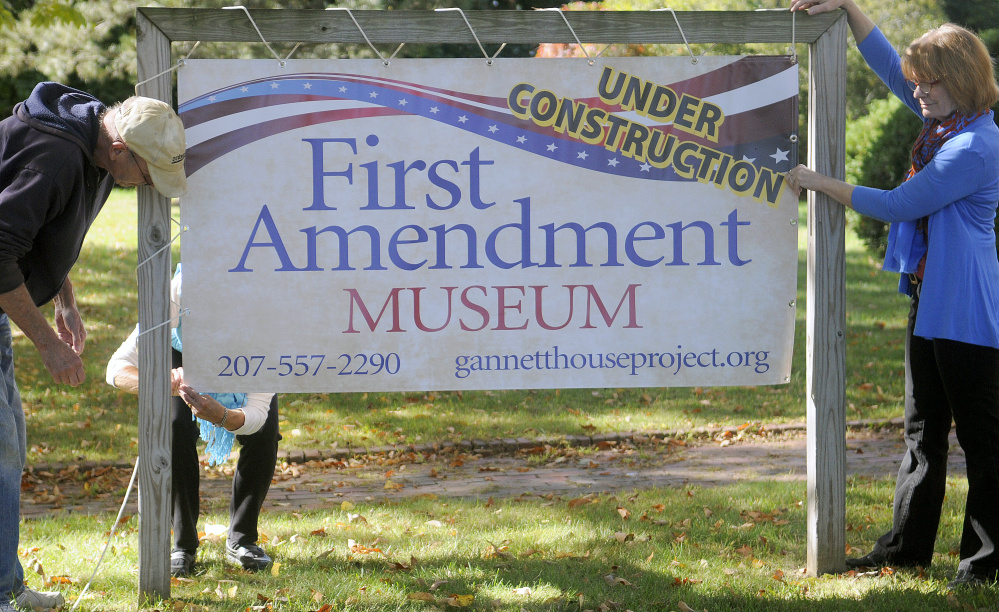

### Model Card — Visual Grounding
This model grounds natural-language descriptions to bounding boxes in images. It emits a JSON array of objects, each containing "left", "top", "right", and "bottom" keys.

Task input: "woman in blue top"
[{"left": 789, "top": 0, "right": 999, "bottom": 589}]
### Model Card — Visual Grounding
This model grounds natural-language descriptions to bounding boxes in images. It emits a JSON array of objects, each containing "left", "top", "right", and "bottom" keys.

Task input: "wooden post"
[
  {"left": 134, "top": 10, "right": 175, "bottom": 602},
  {"left": 132, "top": 9, "right": 849, "bottom": 595},
  {"left": 805, "top": 13, "right": 848, "bottom": 576}
]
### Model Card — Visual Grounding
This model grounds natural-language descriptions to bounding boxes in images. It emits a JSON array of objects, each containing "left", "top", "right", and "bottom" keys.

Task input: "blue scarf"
[{"left": 171, "top": 265, "right": 244, "bottom": 466}]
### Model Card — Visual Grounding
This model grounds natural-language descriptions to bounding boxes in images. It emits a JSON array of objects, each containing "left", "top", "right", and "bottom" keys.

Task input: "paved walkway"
[{"left": 20, "top": 422, "right": 965, "bottom": 519}]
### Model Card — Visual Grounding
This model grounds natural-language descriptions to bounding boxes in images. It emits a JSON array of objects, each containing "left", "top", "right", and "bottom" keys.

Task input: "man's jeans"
[{"left": 0, "top": 315, "right": 25, "bottom": 599}]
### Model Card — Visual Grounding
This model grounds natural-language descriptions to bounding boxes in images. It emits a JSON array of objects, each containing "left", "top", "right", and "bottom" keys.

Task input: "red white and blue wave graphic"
[{"left": 179, "top": 56, "right": 798, "bottom": 183}]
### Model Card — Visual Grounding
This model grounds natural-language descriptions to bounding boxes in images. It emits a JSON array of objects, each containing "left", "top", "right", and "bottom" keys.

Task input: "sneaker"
[
  {"left": 170, "top": 549, "right": 196, "bottom": 577},
  {"left": 13, "top": 587, "right": 65, "bottom": 611},
  {"left": 947, "top": 569, "right": 996, "bottom": 589},
  {"left": 225, "top": 541, "right": 272, "bottom": 571}
]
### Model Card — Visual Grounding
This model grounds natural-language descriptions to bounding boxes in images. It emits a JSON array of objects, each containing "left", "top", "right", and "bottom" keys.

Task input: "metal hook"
[
  {"left": 326, "top": 7, "right": 405, "bottom": 66},
  {"left": 223, "top": 6, "right": 287, "bottom": 67},
  {"left": 134, "top": 42, "right": 202, "bottom": 96},
  {"left": 435, "top": 8, "right": 505, "bottom": 65},
  {"left": 653, "top": 9, "right": 696, "bottom": 64},
  {"left": 537, "top": 8, "right": 594, "bottom": 65},
  {"left": 756, "top": 8, "right": 798, "bottom": 63}
]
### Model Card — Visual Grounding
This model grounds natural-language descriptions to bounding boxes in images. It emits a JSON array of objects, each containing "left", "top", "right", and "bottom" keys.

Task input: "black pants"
[
  {"left": 871, "top": 291, "right": 999, "bottom": 576},
  {"left": 171, "top": 349, "right": 280, "bottom": 553}
]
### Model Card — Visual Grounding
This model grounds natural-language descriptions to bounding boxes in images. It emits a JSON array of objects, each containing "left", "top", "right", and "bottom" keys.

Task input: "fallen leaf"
[
  {"left": 602, "top": 574, "right": 632, "bottom": 587},
  {"left": 407, "top": 592, "right": 435, "bottom": 602},
  {"left": 616, "top": 506, "right": 631, "bottom": 520},
  {"left": 442, "top": 593, "right": 474, "bottom": 607}
]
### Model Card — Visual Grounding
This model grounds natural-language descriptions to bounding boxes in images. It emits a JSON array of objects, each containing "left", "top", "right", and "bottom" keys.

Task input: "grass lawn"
[
  {"left": 19, "top": 478, "right": 995, "bottom": 611},
  {"left": 15, "top": 190, "right": 996, "bottom": 611}
]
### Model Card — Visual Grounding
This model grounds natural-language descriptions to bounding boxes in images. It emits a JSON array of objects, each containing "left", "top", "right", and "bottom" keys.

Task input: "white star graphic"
[
  {"left": 240, "top": 87, "right": 249, "bottom": 93},
  {"left": 742, "top": 154, "right": 756, "bottom": 164},
  {"left": 640, "top": 163, "right": 652, "bottom": 172},
  {"left": 270, "top": 82, "right": 279, "bottom": 89},
  {"left": 398, "top": 99, "right": 408, "bottom": 106},
  {"left": 517, "top": 135, "right": 527, "bottom": 144},
  {"left": 577, "top": 151, "right": 588, "bottom": 160},
  {"left": 430, "top": 106, "right": 440, "bottom": 114},
  {"left": 303, "top": 83, "right": 312, "bottom": 90},
  {"left": 488, "top": 125, "right": 498, "bottom": 133},
  {"left": 369, "top": 91, "right": 379, "bottom": 99},
  {"left": 547, "top": 143, "right": 558, "bottom": 152},
  {"left": 208, "top": 96, "right": 216, "bottom": 102},
  {"left": 458, "top": 115, "right": 469, "bottom": 123},
  {"left": 608, "top": 158, "right": 620, "bottom": 167},
  {"left": 338, "top": 86, "right": 347, "bottom": 93},
  {"left": 770, "top": 148, "right": 789, "bottom": 164}
]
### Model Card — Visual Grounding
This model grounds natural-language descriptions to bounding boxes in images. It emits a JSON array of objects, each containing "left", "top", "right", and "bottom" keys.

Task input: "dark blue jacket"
[{"left": 0, "top": 82, "right": 115, "bottom": 308}]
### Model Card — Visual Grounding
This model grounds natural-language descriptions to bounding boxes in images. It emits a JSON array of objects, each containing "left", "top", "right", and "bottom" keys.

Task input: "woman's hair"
[{"left": 902, "top": 23, "right": 999, "bottom": 115}]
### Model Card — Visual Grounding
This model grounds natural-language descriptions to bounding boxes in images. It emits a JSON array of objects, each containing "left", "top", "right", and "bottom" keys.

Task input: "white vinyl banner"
[{"left": 176, "top": 56, "right": 799, "bottom": 393}]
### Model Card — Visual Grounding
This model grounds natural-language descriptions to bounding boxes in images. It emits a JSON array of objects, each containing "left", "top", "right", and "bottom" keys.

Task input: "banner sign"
[{"left": 176, "top": 56, "right": 799, "bottom": 393}]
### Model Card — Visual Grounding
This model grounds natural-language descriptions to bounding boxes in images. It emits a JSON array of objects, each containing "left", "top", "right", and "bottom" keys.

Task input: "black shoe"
[
  {"left": 845, "top": 551, "right": 888, "bottom": 569},
  {"left": 226, "top": 540, "right": 272, "bottom": 571},
  {"left": 170, "top": 549, "right": 196, "bottom": 577},
  {"left": 947, "top": 569, "right": 996, "bottom": 589}
]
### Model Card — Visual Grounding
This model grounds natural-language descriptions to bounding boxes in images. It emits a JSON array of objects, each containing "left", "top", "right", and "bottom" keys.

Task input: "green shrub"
[{"left": 844, "top": 96, "right": 923, "bottom": 257}]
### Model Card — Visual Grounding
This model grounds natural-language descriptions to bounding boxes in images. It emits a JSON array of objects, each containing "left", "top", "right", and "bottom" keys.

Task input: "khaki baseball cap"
[{"left": 114, "top": 97, "right": 187, "bottom": 197}]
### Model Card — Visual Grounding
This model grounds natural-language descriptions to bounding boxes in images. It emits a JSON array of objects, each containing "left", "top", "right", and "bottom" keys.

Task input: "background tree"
[{"left": 0, "top": 0, "right": 564, "bottom": 118}]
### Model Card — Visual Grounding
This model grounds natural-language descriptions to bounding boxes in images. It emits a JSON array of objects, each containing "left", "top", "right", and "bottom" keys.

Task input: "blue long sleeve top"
[{"left": 851, "top": 27, "right": 999, "bottom": 349}]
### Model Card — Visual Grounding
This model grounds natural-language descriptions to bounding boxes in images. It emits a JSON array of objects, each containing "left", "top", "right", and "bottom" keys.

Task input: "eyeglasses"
[
  {"left": 905, "top": 79, "right": 940, "bottom": 95},
  {"left": 124, "top": 145, "right": 153, "bottom": 187}
]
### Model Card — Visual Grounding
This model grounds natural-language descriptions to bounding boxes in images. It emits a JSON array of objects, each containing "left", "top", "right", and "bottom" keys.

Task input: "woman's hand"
[
  {"left": 170, "top": 367, "right": 184, "bottom": 396},
  {"left": 790, "top": 0, "right": 849, "bottom": 15},
  {"left": 786, "top": 164, "right": 857, "bottom": 208},
  {"left": 179, "top": 384, "right": 225, "bottom": 425}
]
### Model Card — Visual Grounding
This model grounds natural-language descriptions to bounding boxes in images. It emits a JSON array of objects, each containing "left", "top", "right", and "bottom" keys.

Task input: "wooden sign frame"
[{"left": 134, "top": 7, "right": 847, "bottom": 600}]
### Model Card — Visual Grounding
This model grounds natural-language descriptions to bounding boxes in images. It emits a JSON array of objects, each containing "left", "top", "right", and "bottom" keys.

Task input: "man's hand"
[
  {"left": 0, "top": 282, "right": 86, "bottom": 386},
  {"left": 54, "top": 299, "right": 86, "bottom": 355},
  {"left": 53, "top": 277, "right": 86, "bottom": 355},
  {"left": 39, "top": 340, "right": 86, "bottom": 386}
]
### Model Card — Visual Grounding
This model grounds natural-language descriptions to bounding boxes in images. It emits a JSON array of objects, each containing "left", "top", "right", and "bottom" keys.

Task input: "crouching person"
[{"left": 106, "top": 267, "right": 279, "bottom": 576}]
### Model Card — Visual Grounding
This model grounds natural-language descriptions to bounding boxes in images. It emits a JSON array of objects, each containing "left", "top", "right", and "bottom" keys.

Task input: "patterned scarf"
[
  {"left": 907, "top": 111, "right": 987, "bottom": 179},
  {"left": 883, "top": 110, "right": 989, "bottom": 288}
]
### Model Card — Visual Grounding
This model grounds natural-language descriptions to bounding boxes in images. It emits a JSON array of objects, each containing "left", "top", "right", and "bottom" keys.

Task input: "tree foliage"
[
  {"left": 844, "top": 96, "right": 922, "bottom": 256},
  {"left": 1, "top": 0, "right": 84, "bottom": 29},
  {"left": 0, "top": 0, "right": 560, "bottom": 118}
]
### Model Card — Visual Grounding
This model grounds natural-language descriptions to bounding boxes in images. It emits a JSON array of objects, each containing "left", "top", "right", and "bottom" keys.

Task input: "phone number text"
[{"left": 217, "top": 353, "right": 401, "bottom": 377}]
